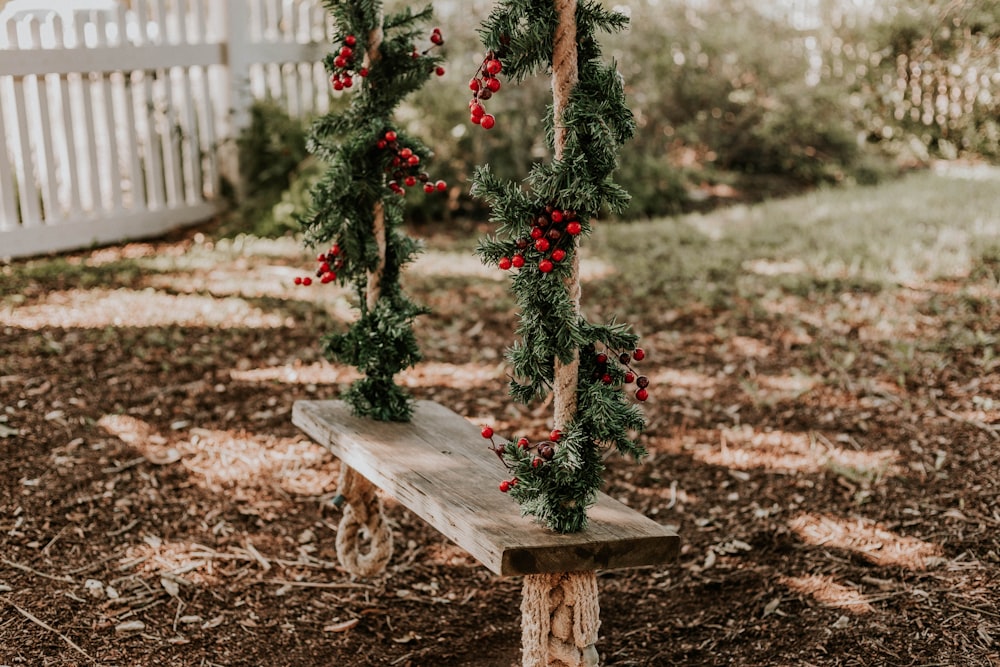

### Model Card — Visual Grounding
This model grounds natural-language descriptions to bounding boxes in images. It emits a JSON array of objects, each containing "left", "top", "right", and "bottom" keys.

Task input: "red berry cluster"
[
  {"left": 496, "top": 205, "right": 582, "bottom": 274},
  {"left": 593, "top": 347, "right": 651, "bottom": 401},
  {"left": 295, "top": 244, "right": 345, "bottom": 286},
  {"left": 377, "top": 129, "right": 447, "bottom": 196},
  {"left": 468, "top": 51, "right": 504, "bottom": 130},
  {"left": 329, "top": 35, "right": 367, "bottom": 91},
  {"left": 412, "top": 27, "right": 447, "bottom": 77},
  {"left": 481, "top": 426, "right": 562, "bottom": 491}
]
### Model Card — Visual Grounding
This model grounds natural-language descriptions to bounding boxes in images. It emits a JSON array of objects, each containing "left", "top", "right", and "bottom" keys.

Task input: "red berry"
[
  {"left": 302, "top": 277, "right": 312, "bottom": 286},
  {"left": 342, "top": 76, "right": 353, "bottom": 88},
  {"left": 517, "top": 437, "right": 530, "bottom": 448},
  {"left": 405, "top": 176, "right": 417, "bottom": 187},
  {"left": 408, "top": 155, "right": 420, "bottom": 166},
  {"left": 470, "top": 102, "right": 485, "bottom": 118},
  {"left": 498, "top": 257, "right": 512, "bottom": 270},
  {"left": 566, "top": 221, "right": 582, "bottom": 235},
  {"left": 485, "top": 58, "right": 502, "bottom": 75},
  {"left": 294, "top": 276, "right": 303, "bottom": 285},
  {"left": 551, "top": 249, "right": 566, "bottom": 262},
  {"left": 511, "top": 254, "right": 525, "bottom": 268},
  {"left": 424, "top": 183, "right": 435, "bottom": 193},
  {"left": 436, "top": 180, "right": 447, "bottom": 192},
  {"left": 549, "top": 429, "right": 561, "bottom": 442},
  {"left": 384, "top": 130, "right": 397, "bottom": 142},
  {"left": 485, "top": 77, "right": 501, "bottom": 92},
  {"left": 436, "top": 66, "right": 445, "bottom": 76},
  {"left": 321, "top": 272, "right": 336, "bottom": 284},
  {"left": 596, "top": 353, "right": 608, "bottom": 364},
  {"left": 480, "top": 114, "right": 496, "bottom": 130},
  {"left": 431, "top": 33, "right": 443, "bottom": 45},
  {"left": 359, "top": 67, "right": 369, "bottom": 77},
  {"left": 334, "top": 55, "right": 347, "bottom": 68},
  {"left": 530, "top": 227, "right": 544, "bottom": 240},
  {"left": 400, "top": 148, "right": 413, "bottom": 158},
  {"left": 635, "top": 388, "right": 649, "bottom": 401},
  {"left": 534, "top": 238, "right": 550, "bottom": 252},
  {"left": 469, "top": 78, "right": 481, "bottom": 91},
  {"left": 532, "top": 457, "right": 543, "bottom": 468},
  {"left": 330, "top": 244, "right": 340, "bottom": 256},
  {"left": 539, "top": 259, "right": 554, "bottom": 273},
  {"left": 340, "top": 46, "right": 353, "bottom": 58},
  {"left": 602, "top": 373, "right": 613, "bottom": 384},
  {"left": 481, "top": 426, "right": 494, "bottom": 439},
  {"left": 377, "top": 140, "right": 387, "bottom": 149},
  {"left": 633, "top": 348, "right": 646, "bottom": 361},
  {"left": 499, "top": 480, "right": 510, "bottom": 492},
  {"left": 345, "top": 35, "right": 356, "bottom": 47},
  {"left": 470, "top": 114, "right": 482, "bottom": 125},
  {"left": 551, "top": 210, "right": 564, "bottom": 222},
  {"left": 624, "top": 371, "right": 636, "bottom": 383},
  {"left": 332, "top": 79, "right": 344, "bottom": 91}
]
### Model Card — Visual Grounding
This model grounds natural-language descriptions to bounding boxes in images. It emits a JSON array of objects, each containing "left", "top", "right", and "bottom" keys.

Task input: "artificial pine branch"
[
  {"left": 471, "top": 0, "right": 653, "bottom": 532},
  {"left": 298, "top": 0, "right": 447, "bottom": 422}
]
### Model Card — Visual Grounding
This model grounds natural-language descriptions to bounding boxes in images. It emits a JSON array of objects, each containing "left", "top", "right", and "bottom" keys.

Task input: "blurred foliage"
[{"left": 233, "top": 0, "right": 997, "bottom": 234}]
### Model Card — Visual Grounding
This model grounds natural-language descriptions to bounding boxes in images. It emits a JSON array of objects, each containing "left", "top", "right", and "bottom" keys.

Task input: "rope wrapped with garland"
[
  {"left": 472, "top": 0, "right": 649, "bottom": 536},
  {"left": 299, "top": 0, "right": 447, "bottom": 423}
]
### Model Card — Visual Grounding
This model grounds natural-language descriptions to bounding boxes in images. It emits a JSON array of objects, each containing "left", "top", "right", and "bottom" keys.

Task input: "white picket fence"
[{"left": 0, "top": 0, "right": 333, "bottom": 259}]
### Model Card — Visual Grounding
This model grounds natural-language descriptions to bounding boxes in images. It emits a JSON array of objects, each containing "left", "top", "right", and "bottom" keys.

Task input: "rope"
[
  {"left": 521, "top": 572, "right": 601, "bottom": 667},
  {"left": 550, "top": 0, "right": 580, "bottom": 431},
  {"left": 333, "top": 465, "right": 393, "bottom": 577},
  {"left": 365, "top": 19, "right": 386, "bottom": 313}
]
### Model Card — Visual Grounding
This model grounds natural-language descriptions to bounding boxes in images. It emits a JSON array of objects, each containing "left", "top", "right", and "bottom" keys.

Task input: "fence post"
[{"left": 217, "top": 0, "right": 253, "bottom": 199}]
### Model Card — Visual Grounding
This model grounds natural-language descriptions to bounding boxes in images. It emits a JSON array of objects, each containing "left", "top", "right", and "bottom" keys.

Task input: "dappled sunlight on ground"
[
  {"left": 230, "top": 360, "right": 506, "bottom": 390},
  {"left": 98, "top": 414, "right": 336, "bottom": 497},
  {"left": 688, "top": 426, "right": 900, "bottom": 477},
  {"left": 788, "top": 513, "right": 943, "bottom": 570},
  {"left": 778, "top": 574, "right": 874, "bottom": 614},
  {"left": 410, "top": 249, "right": 617, "bottom": 281},
  {"left": 5, "top": 289, "right": 289, "bottom": 329}
]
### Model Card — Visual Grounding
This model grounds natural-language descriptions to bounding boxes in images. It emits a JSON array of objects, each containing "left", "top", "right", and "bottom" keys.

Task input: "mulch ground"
[{"left": 1, "top": 220, "right": 999, "bottom": 666}]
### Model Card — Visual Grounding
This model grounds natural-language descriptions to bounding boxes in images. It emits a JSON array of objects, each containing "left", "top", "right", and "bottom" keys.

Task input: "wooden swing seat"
[{"left": 292, "top": 399, "right": 679, "bottom": 577}]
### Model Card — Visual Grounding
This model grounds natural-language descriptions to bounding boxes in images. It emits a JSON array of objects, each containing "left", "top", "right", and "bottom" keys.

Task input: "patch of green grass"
[{"left": 592, "top": 168, "right": 1000, "bottom": 310}]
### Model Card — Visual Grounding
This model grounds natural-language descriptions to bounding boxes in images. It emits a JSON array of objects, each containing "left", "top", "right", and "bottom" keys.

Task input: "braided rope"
[
  {"left": 334, "top": 465, "right": 393, "bottom": 577},
  {"left": 522, "top": 572, "right": 601, "bottom": 667}
]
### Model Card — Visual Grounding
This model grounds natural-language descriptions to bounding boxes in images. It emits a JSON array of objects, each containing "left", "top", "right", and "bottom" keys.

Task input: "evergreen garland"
[
  {"left": 298, "top": 0, "right": 446, "bottom": 422},
  {"left": 472, "top": 1, "right": 650, "bottom": 533}
]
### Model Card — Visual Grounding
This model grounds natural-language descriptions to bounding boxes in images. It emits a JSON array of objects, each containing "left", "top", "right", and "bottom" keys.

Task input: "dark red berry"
[
  {"left": 602, "top": 373, "right": 613, "bottom": 384},
  {"left": 636, "top": 376, "right": 649, "bottom": 389},
  {"left": 619, "top": 353, "right": 631, "bottom": 364},
  {"left": 359, "top": 67, "right": 369, "bottom": 77},
  {"left": 436, "top": 66, "right": 445, "bottom": 76},
  {"left": 539, "top": 444, "right": 555, "bottom": 460},
  {"left": 596, "top": 353, "right": 608, "bottom": 364}
]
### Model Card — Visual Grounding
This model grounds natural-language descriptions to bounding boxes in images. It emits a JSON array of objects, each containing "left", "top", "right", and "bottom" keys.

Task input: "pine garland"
[
  {"left": 472, "top": 0, "right": 649, "bottom": 533},
  {"left": 299, "top": 0, "right": 446, "bottom": 422}
]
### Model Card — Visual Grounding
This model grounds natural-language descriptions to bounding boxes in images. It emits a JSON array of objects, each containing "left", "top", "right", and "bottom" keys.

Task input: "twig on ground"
[
  {"left": 262, "top": 579, "right": 375, "bottom": 590},
  {"left": 1, "top": 557, "right": 75, "bottom": 584},
  {"left": 4, "top": 599, "right": 97, "bottom": 664}
]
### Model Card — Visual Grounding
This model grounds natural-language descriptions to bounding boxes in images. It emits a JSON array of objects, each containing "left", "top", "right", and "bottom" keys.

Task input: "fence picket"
[
  {"left": 26, "top": 17, "right": 61, "bottom": 222},
  {"left": 0, "top": 105, "right": 18, "bottom": 230},
  {"left": 94, "top": 12, "right": 125, "bottom": 212},
  {"left": 51, "top": 15, "right": 84, "bottom": 217},
  {"left": 72, "top": 13, "right": 104, "bottom": 214},
  {"left": 6, "top": 21, "right": 42, "bottom": 227}
]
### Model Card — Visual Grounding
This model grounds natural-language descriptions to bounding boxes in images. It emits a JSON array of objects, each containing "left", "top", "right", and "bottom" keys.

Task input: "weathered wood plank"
[{"left": 293, "top": 400, "right": 679, "bottom": 576}]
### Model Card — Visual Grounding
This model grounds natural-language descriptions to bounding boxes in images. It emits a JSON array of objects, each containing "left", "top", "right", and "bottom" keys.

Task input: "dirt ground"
[{"left": 2, "top": 217, "right": 999, "bottom": 666}]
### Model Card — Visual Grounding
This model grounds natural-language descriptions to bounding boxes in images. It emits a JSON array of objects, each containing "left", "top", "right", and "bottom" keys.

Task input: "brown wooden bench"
[{"left": 293, "top": 399, "right": 679, "bottom": 665}]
